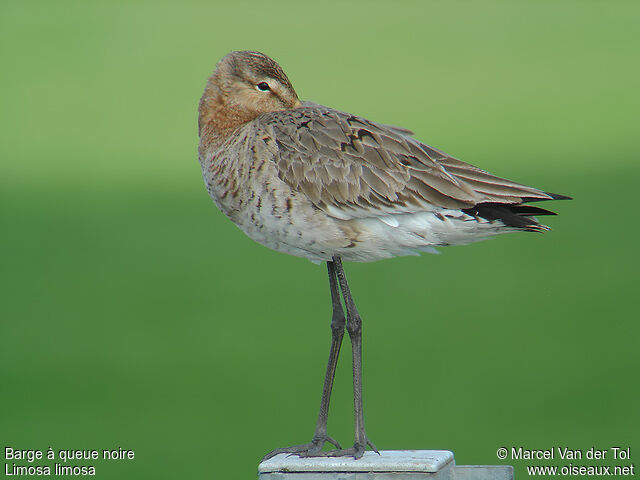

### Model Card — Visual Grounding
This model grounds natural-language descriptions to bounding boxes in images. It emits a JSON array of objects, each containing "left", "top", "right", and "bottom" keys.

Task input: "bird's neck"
[{"left": 198, "top": 78, "right": 254, "bottom": 153}]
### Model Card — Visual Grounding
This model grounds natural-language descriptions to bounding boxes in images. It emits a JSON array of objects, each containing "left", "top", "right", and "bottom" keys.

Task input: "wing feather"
[{"left": 256, "top": 105, "right": 553, "bottom": 221}]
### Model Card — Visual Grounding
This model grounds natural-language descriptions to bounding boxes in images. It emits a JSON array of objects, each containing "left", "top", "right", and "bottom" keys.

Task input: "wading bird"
[{"left": 197, "top": 51, "right": 569, "bottom": 460}]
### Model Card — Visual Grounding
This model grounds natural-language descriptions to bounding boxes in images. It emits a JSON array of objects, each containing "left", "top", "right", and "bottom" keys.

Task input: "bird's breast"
[{"left": 199, "top": 135, "right": 353, "bottom": 261}]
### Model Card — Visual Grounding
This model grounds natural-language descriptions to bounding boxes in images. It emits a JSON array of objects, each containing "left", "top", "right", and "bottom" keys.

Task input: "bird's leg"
[
  {"left": 309, "top": 260, "right": 346, "bottom": 449},
  {"left": 322, "top": 255, "right": 378, "bottom": 459},
  {"left": 261, "top": 261, "right": 345, "bottom": 461}
]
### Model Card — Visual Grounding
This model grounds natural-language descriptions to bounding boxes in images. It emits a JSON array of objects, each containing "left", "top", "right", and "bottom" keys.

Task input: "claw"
[
  {"left": 325, "top": 435, "right": 341, "bottom": 450},
  {"left": 264, "top": 433, "right": 378, "bottom": 461},
  {"left": 315, "top": 442, "right": 369, "bottom": 459},
  {"left": 321, "top": 447, "right": 361, "bottom": 458},
  {"left": 367, "top": 439, "right": 379, "bottom": 454},
  {"left": 262, "top": 435, "right": 342, "bottom": 461},
  {"left": 262, "top": 444, "right": 310, "bottom": 462}
]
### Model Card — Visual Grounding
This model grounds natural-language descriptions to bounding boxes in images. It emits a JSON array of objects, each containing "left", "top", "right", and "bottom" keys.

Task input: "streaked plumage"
[
  {"left": 198, "top": 51, "right": 567, "bottom": 263},
  {"left": 197, "top": 51, "right": 569, "bottom": 460}
]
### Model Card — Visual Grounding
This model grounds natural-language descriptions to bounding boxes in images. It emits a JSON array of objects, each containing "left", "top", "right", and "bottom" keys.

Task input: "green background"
[{"left": 1, "top": 0, "right": 638, "bottom": 478}]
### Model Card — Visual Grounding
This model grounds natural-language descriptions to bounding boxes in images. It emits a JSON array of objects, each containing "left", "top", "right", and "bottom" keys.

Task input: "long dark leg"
[
  {"left": 310, "top": 260, "right": 345, "bottom": 447},
  {"left": 262, "top": 261, "right": 345, "bottom": 461},
  {"left": 331, "top": 255, "right": 377, "bottom": 459}
]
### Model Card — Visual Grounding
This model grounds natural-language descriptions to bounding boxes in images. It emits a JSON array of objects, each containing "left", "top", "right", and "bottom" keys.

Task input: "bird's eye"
[{"left": 256, "top": 82, "right": 271, "bottom": 92}]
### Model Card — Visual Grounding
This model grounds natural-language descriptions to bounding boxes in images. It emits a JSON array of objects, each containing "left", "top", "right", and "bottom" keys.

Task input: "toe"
[{"left": 367, "top": 439, "right": 379, "bottom": 454}]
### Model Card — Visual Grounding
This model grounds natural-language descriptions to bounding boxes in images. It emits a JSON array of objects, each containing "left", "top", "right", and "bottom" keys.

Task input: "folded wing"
[{"left": 257, "top": 104, "right": 560, "bottom": 225}]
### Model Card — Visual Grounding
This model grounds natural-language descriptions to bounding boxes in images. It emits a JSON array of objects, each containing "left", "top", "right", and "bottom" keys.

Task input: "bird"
[{"left": 197, "top": 50, "right": 570, "bottom": 460}]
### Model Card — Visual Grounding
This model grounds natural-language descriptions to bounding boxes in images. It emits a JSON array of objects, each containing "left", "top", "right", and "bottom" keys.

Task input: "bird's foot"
[
  {"left": 305, "top": 438, "right": 379, "bottom": 460},
  {"left": 262, "top": 435, "right": 342, "bottom": 461}
]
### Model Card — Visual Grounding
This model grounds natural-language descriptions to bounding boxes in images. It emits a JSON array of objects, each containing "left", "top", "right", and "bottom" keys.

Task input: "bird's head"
[{"left": 199, "top": 51, "right": 300, "bottom": 138}]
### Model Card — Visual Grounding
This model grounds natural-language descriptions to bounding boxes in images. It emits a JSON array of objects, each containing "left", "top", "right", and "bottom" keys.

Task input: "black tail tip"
[{"left": 546, "top": 192, "right": 573, "bottom": 200}]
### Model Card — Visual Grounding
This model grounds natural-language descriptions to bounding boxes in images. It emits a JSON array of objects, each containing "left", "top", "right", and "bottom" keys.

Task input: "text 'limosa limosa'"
[{"left": 197, "top": 51, "right": 570, "bottom": 460}]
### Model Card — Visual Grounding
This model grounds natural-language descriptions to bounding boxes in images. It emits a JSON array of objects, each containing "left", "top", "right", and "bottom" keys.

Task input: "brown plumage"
[
  {"left": 260, "top": 103, "right": 563, "bottom": 224},
  {"left": 197, "top": 51, "right": 569, "bottom": 460},
  {"left": 198, "top": 52, "right": 568, "bottom": 260},
  {"left": 199, "top": 51, "right": 300, "bottom": 148}
]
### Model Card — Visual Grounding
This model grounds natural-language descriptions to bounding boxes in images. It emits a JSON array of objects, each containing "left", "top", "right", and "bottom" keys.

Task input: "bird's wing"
[{"left": 257, "top": 105, "right": 553, "bottom": 221}]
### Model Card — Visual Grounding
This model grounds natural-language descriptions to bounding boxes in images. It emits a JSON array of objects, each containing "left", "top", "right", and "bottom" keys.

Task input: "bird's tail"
[{"left": 463, "top": 193, "right": 572, "bottom": 232}]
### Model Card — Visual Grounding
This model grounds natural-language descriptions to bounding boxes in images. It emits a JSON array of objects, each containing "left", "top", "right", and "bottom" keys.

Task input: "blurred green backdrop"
[{"left": 1, "top": 0, "right": 638, "bottom": 478}]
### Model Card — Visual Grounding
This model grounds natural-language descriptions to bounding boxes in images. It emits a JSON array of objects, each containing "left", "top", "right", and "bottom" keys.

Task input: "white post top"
[{"left": 259, "top": 450, "right": 454, "bottom": 474}]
